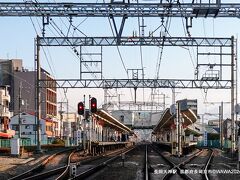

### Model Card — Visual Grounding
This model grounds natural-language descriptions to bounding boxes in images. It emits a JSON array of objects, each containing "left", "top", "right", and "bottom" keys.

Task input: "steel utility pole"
[
  {"left": 238, "top": 124, "right": 240, "bottom": 170},
  {"left": 83, "top": 95, "right": 86, "bottom": 152},
  {"left": 219, "top": 102, "right": 223, "bottom": 149},
  {"left": 35, "top": 36, "right": 42, "bottom": 153},
  {"left": 231, "top": 36, "right": 235, "bottom": 156},
  {"left": 176, "top": 102, "right": 182, "bottom": 157},
  {"left": 58, "top": 102, "right": 64, "bottom": 139},
  {"left": 58, "top": 101, "right": 69, "bottom": 142},
  {"left": 18, "top": 82, "right": 22, "bottom": 139},
  {"left": 66, "top": 98, "right": 70, "bottom": 146},
  {"left": 88, "top": 95, "right": 92, "bottom": 154}
]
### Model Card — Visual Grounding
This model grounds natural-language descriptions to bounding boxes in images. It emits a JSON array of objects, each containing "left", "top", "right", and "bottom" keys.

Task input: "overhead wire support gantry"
[
  {"left": 38, "top": 36, "right": 232, "bottom": 47},
  {"left": 36, "top": 35, "right": 233, "bottom": 90},
  {"left": 0, "top": 0, "right": 237, "bottom": 154},
  {"left": 39, "top": 78, "right": 232, "bottom": 89},
  {"left": 0, "top": 2, "right": 240, "bottom": 18}
]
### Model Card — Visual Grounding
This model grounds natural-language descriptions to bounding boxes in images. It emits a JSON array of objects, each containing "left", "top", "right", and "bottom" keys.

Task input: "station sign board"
[{"left": 203, "top": 131, "right": 208, "bottom": 146}]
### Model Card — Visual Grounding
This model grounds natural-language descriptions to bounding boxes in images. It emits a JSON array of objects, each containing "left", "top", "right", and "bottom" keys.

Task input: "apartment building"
[
  {"left": 10, "top": 112, "right": 58, "bottom": 144},
  {"left": 0, "top": 59, "right": 22, "bottom": 111},
  {"left": 14, "top": 68, "right": 57, "bottom": 118},
  {"left": 0, "top": 86, "right": 15, "bottom": 138},
  {"left": 0, "top": 58, "right": 57, "bottom": 119}
]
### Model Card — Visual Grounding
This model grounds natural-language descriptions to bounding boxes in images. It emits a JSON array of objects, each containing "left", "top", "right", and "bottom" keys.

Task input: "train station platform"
[
  {"left": 91, "top": 141, "right": 133, "bottom": 155},
  {"left": 81, "top": 109, "right": 134, "bottom": 155},
  {"left": 152, "top": 105, "right": 199, "bottom": 155},
  {"left": 94, "top": 110, "right": 132, "bottom": 134},
  {"left": 153, "top": 107, "right": 197, "bottom": 132},
  {"left": 153, "top": 141, "right": 197, "bottom": 155}
]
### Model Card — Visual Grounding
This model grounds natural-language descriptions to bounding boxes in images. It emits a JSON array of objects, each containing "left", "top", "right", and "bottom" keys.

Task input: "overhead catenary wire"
[
  {"left": 179, "top": 0, "right": 208, "bottom": 103},
  {"left": 150, "top": 16, "right": 171, "bottom": 112},
  {"left": 43, "top": 0, "right": 126, "bottom": 110},
  {"left": 137, "top": 0, "right": 145, "bottom": 103},
  {"left": 26, "top": 1, "right": 83, "bottom": 113},
  {"left": 27, "top": 0, "right": 69, "bottom": 102},
  {"left": 154, "top": 16, "right": 172, "bottom": 80},
  {"left": 48, "top": 0, "right": 100, "bottom": 79},
  {"left": 23, "top": 1, "right": 67, "bottom": 114},
  {"left": 103, "top": 0, "right": 134, "bottom": 102}
]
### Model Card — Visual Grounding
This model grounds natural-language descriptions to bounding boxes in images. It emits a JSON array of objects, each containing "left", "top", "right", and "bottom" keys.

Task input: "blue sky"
[{"left": 0, "top": 0, "right": 239, "bottom": 121}]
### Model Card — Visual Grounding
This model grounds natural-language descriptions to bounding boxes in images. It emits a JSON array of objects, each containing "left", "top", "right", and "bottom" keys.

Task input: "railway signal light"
[
  {"left": 77, "top": 102, "right": 84, "bottom": 115},
  {"left": 90, "top": 97, "right": 97, "bottom": 113}
]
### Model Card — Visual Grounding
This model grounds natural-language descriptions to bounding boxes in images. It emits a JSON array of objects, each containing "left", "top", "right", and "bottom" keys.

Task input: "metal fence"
[
  {"left": 0, "top": 139, "right": 11, "bottom": 148},
  {"left": 197, "top": 140, "right": 232, "bottom": 149},
  {"left": 0, "top": 139, "right": 50, "bottom": 148}
]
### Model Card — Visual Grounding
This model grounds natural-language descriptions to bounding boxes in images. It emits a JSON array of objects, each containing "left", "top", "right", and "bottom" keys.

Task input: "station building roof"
[
  {"left": 153, "top": 108, "right": 197, "bottom": 134},
  {"left": 94, "top": 109, "right": 133, "bottom": 134},
  {"left": 185, "top": 126, "right": 202, "bottom": 136}
]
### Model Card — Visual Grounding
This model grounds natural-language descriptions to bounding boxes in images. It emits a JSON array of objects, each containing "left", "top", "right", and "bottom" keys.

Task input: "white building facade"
[
  {"left": 10, "top": 113, "right": 48, "bottom": 144},
  {"left": 0, "top": 86, "right": 15, "bottom": 138}
]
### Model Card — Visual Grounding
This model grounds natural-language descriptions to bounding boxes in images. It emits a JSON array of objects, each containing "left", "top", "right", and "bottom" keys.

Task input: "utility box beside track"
[{"left": 70, "top": 163, "right": 77, "bottom": 177}]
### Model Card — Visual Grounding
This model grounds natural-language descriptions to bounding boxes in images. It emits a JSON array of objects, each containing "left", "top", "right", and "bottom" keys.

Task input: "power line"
[
  {"left": 179, "top": 0, "right": 208, "bottom": 102},
  {"left": 43, "top": 3, "right": 128, "bottom": 109},
  {"left": 103, "top": 0, "right": 133, "bottom": 102}
]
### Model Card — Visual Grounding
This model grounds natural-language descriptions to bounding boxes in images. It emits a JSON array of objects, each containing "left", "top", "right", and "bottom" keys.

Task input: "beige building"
[{"left": 57, "top": 112, "right": 78, "bottom": 139}]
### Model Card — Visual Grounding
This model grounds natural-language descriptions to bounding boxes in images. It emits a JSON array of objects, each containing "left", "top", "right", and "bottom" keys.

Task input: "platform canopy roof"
[
  {"left": 93, "top": 109, "right": 133, "bottom": 134},
  {"left": 152, "top": 107, "right": 197, "bottom": 134}
]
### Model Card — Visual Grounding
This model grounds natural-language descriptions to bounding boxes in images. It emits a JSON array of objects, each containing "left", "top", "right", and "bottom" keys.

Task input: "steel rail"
[
  {"left": 151, "top": 145, "right": 202, "bottom": 180},
  {"left": 145, "top": 145, "right": 149, "bottom": 180},
  {"left": 71, "top": 146, "right": 135, "bottom": 179},
  {"left": 178, "top": 148, "right": 214, "bottom": 180},
  {"left": 9, "top": 148, "right": 75, "bottom": 180},
  {"left": 56, "top": 148, "right": 81, "bottom": 180},
  {"left": 21, "top": 166, "right": 67, "bottom": 180},
  {"left": 203, "top": 149, "right": 214, "bottom": 180}
]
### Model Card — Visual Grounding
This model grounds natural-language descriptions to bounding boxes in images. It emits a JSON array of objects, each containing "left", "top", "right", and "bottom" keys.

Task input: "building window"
[
  {"left": 33, "top": 125, "right": 37, "bottom": 131},
  {"left": 120, "top": 115, "right": 124, "bottom": 122},
  {"left": 21, "top": 118, "right": 26, "bottom": 124},
  {"left": 12, "top": 125, "right": 19, "bottom": 131}
]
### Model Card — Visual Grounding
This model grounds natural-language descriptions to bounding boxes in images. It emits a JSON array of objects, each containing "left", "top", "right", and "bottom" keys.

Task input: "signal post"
[{"left": 77, "top": 95, "right": 97, "bottom": 155}]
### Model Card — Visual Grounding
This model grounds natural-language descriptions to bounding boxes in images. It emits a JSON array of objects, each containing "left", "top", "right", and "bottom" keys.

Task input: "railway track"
[
  {"left": 9, "top": 147, "right": 77, "bottom": 180},
  {"left": 146, "top": 144, "right": 171, "bottom": 180},
  {"left": 69, "top": 146, "right": 135, "bottom": 179},
  {"left": 10, "top": 145, "right": 133, "bottom": 180},
  {"left": 203, "top": 149, "right": 214, "bottom": 180},
  {"left": 9, "top": 144, "right": 213, "bottom": 179},
  {"left": 178, "top": 148, "right": 213, "bottom": 180},
  {"left": 147, "top": 145, "right": 213, "bottom": 180}
]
